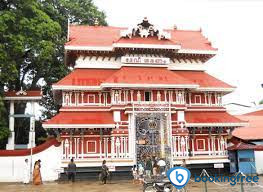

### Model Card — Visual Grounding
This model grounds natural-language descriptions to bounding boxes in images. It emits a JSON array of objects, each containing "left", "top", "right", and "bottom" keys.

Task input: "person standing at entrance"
[
  {"left": 101, "top": 160, "right": 109, "bottom": 184},
  {"left": 157, "top": 158, "right": 166, "bottom": 176},
  {"left": 145, "top": 157, "right": 152, "bottom": 179},
  {"left": 23, "top": 159, "right": 30, "bottom": 184},
  {"left": 67, "top": 158, "right": 77, "bottom": 182}
]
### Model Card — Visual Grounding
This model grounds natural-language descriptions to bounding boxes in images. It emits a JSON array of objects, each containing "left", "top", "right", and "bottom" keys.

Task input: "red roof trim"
[
  {"left": 4, "top": 90, "right": 42, "bottom": 97},
  {"left": 0, "top": 139, "right": 60, "bottom": 157}
]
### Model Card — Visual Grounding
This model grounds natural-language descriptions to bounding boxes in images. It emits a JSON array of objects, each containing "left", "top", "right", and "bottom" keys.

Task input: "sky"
[{"left": 93, "top": 0, "right": 263, "bottom": 106}]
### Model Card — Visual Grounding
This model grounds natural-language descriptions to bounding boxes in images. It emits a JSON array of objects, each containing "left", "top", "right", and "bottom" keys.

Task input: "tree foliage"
[
  {"left": 0, "top": 0, "right": 107, "bottom": 145},
  {"left": 0, "top": 96, "right": 9, "bottom": 141}
]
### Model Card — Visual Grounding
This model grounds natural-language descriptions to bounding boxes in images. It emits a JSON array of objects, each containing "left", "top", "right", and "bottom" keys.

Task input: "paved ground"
[{"left": 1, "top": 179, "right": 263, "bottom": 192}]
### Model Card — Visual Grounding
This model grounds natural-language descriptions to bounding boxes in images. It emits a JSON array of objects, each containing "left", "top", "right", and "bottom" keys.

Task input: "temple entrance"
[{"left": 135, "top": 113, "right": 172, "bottom": 168}]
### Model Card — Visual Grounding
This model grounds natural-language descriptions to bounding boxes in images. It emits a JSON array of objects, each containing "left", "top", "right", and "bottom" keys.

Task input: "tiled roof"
[
  {"left": 53, "top": 67, "right": 232, "bottom": 89},
  {"left": 66, "top": 26, "right": 123, "bottom": 47},
  {"left": 53, "top": 68, "right": 117, "bottom": 86},
  {"left": 102, "top": 67, "right": 196, "bottom": 86},
  {"left": 43, "top": 111, "right": 114, "bottom": 125},
  {"left": 66, "top": 25, "right": 216, "bottom": 51},
  {"left": 228, "top": 142, "right": 263, "bottom": 151},
  {"left": 232, "top": 110, "right": 263, "bottom": 140},
  {"left": 185, "top": 111, "right": 245, "bottom": 124},
  {"left": 175, "top": 71, "right": 234, "bottom": 88}
]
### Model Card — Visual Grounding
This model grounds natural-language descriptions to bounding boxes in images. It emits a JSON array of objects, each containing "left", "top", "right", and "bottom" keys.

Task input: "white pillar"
[
  {"left": 100, "top": 136, "right": 102, "bottom": 159},
  {"left": 6, "top": 101, "right": 15, "bottom": 150},
  {"left": 119, "top": 90, "right": 122, "bottom": 104},
  {"left": 168, "top": 91, "right": 172, "bottom": 103},
  {"left": 111, "top": 136, "right": 115, "bottom": 158},
  {"left": 81, "top": 135, "right": 84, "bottom": 159},
  {"left": 217, "top": 137, "right": 220, "bottom": 155},
  {"left": 69, "top": 92, "right": 72, "bottom": 106},
  {"left": 81, "top": 92, "right": 84, "bottom": 105},
  {"left": 28, "top": 101, "right": 36, "bottom": 148},
  {"left": 174, "top": 136, "right": 177, "bottom": 157},
  {"left": 208, "top": 137, "right": 211, "bottom": 156},
  {"left": 178, "top": 136, "right": 181, "bottom": 156},
  {"left": 185, "top": 136, "right": 189, "bottom": 156},
  {"left": 130, "top": 90, "right": 134, "bottom": 103},
  {"left": 62, "top": 92, "right": 65, "bottom": 106},
  {"left": 191, "top": 138, "right": 195, "bottom": 156},
  {"left": 74, "top": 92, "right": 77, "bottom": 106},
  {"left": 111, "top": 90, "right": 114, "bottom": 104}
]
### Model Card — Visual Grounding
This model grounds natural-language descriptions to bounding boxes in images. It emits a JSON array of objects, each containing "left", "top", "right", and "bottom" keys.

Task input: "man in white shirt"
[
  {"left": 157, "top": 158, "right": 166, "bottom": 175},
  {"left": 23, "top": 159, "right": 30, "bottom": 184}
]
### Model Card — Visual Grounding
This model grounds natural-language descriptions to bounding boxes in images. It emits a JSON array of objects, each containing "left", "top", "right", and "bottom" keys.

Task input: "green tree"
[{"left": 0, "top": 0, "right": 107, "bottom": 146}]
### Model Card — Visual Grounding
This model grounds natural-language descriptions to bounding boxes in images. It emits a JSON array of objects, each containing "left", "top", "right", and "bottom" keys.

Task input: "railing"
[
  {"left": 172, "top": 136, "right": 228, "bottom": 158},
  {"left": 61, "top": 136, "right": 130, "bottom": 160}
]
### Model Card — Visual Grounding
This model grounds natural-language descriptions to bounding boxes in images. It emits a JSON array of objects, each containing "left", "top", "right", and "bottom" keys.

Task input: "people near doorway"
[
  {"left": 152, "top": 161, "right": 159, "bottom": 179},
  {"left": 23, "top": 159, "right": 30, "bottom": 184},
  {"left": 181, "top": 159, "right": 186, "bottom": 168},
  {"left": 100, "top": 160, "right": 109, "bottom": 184},
  {"left": 138, "top": 163, "right": 144, "bottom": 184},
  {"left": 145, "top": 157, "right": 152, "bottom": 179},
  {"left": 157, "top": 158, "right": 166, "bottom": 176},
  {"left": 33, "top": 160, "right": 42, "bottom": 185},
  {"left": 67, "top": 158, "right": 77, "bottom": 182},
  {"left": 131, "top": 165, "right": 138, "bottom": 184}
]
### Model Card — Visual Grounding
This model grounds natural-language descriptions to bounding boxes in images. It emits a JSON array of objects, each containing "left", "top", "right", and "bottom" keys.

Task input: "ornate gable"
[{"left": 120, "top": 17, "right": 171, "bottom": 40}]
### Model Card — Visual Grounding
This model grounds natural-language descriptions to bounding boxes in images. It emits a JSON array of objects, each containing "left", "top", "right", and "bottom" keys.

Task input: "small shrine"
[{"left": 4, "top": 89, "right": 42, "bottom": 149}]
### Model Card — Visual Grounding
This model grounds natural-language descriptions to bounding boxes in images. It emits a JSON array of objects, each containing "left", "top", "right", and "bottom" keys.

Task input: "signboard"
[
  {"left": 108, "top": 165, "right": 116, "bottom": 172},
  {"left": 121, "top": 56, "right": 170, "bottom": 65},
  {"left": 214, "top": 163, "right": 224, "bottom": 169},
  {"left": 134, "top": 104, "right": 170, "bottom": 112}
]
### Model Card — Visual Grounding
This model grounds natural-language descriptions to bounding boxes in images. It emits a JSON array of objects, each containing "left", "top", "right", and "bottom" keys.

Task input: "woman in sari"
[{"left": 33, "top": 161, "right": 42, "bottom": 185}]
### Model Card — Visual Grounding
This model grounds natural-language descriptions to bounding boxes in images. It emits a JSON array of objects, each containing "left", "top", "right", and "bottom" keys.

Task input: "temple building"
[{"left": 43, "top": 18, "right": 246, "bottom": 173}]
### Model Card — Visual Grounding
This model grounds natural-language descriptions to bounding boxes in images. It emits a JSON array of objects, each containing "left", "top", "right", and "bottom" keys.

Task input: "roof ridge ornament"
[{"left": 120, "top": 17, "right": 171, "bottom": 40}]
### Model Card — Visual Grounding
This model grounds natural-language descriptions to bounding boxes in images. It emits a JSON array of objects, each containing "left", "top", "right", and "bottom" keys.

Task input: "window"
[
  {"left": 194, "top": 95, "right": 201, "bottom": 104},
  {"left": 87, "top": 141, "right": 96, "bottom": 153},
  {"left": 196, "top": 139, "right": 205, "bottom": 151},
  {"left": 88, "top": 94, "right": 95, "bottom": 104},
  {"left": 144, "top": 91, "right": 151, "bottom": 101}
]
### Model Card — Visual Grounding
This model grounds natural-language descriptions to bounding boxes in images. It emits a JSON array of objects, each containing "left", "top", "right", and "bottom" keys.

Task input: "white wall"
[
  {"left": 0, "top": 144, "right": 63, "bottom": 182},
  {"left": 255, "top": 151, "right": 263, "bottom": 175}
]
